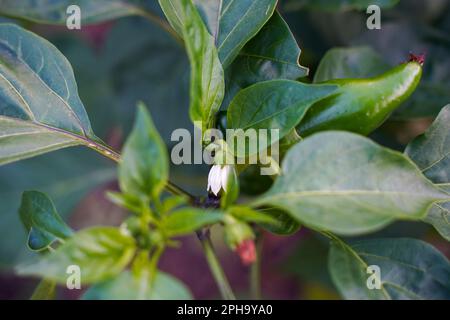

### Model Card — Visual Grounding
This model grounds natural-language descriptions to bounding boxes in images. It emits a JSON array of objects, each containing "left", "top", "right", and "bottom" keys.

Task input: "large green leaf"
[
  {"left": 224, "top": 11, "right": 308, "bottom": 105},
  {"left": 161, "top": 208, "right": 224, "bottom": 237},
  {"left": 194, "top": 0, "right": 278, "bottom": 68},
  {"left": 406, "top": 105, "right": 450, "bottom": 240},
  {"left": 159, "top": 0, "right": 225, "bottom": 133},
  {"left": 328, "top": 237, "right": 450, "bottom": 300},
  {"left": 19, "top": 191, "right": 73, "bottom": 251},
  {"left": 284, "top": 0, "right": 399, "bottom": 12},
  {"left": 17, "top": 227, "right": 136, "bottom": 284},
  {"left": 83, "top": 270, "right": 192, "bottom": 300},
  {"left": 254, "top": 132, "right": 449, "bottom": 235},
  {"left": 118, "top": 103, "right": 168, "bottom": 201},
  {"left": 406, "top": 105, "right": 450, "bottom": 185},
  {"left": 313, "top": 46, "right": 390, "bottom": 83},
  {"left": 0, "top": 23, "right": 110, "bottom": 165},
  {"left": 0, "top": 0, "right": 161, "bottom": 24},
  {"left": 227, "top": 80, "right": 337, "bottom": 155}
]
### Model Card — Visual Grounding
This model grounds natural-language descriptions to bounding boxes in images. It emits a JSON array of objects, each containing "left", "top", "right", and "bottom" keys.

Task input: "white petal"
[{"left": 208, "top": 165, "right": 222, "bottom": 195}]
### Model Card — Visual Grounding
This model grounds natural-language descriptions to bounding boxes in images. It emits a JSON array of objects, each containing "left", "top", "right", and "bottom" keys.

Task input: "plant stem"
[
  {"left": 87, "top": 143, "right": 196, "bottom": 201},
  {"left": 198, "top": 232, "right": 236, "bottom": 300},
  {"left": 250, "top": 232, "right": 263, "bottom": 300}
]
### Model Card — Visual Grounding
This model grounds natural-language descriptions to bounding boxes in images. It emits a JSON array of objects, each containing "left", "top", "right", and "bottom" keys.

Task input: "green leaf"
[
  {"left": 406, "top": 105, "right": 450, "bottom": 185},
  {"left": 405, "top": 105, "right": 450, "bottom": 241},
  {"left": 0, "top": 148, "right": 116, "bottom": 269},
  {"left": 224, "top": 11, "right": 309, "bottom": 104},
  {"left": 83, "top": 270, "right": 192, "bottom": 300},
  {"left": 328, "top": 237, "right": 450, "bottom": 300},
  {"left": 161, "top": 208, "right": 224, "bottom": 237},
  {"left": 0, "top": 0, "right": 158, "bottom": 24},
  {"left": 0, "top": 23, "right": 107, "bottom": 165},
  {"left": 425, "top": 202, "right": 450, "bottom": 241},
  {"left": 118, "top": 103, "right": 169, "bottom": 201},
  {"left": 228, "top": 206, "right": 279, "bottom": 225},
  {"left": 30, "top": 278, "right": 57, "bottom": 300},
  {"left": 313, "top": 46, "right": 390, "bottom": 83},
  {"left": 254, "top": 132, "right": 449, "bottom": 235},
  {"left": 19, "top": 191, "right": 73, "bottom": 251},
  {"left": 227, "top": 80, "right": 337, "bottom": 155},
  {"left": 17, "top": 227, "right": 136, "bottom": 284},
  {"left": 284, "top": 0, "right": 399, "bottom": 12},
  {"left": 159, "top": 0, "right": 225, "bottom": 133},
  {"left": 193, "top": 0, "right": 278, "bottom": 68}
]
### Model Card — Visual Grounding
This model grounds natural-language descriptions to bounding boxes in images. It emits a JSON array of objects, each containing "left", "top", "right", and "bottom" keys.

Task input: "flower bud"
[{"left": 223, "top": 216, "right": 255, "bottom": 265}]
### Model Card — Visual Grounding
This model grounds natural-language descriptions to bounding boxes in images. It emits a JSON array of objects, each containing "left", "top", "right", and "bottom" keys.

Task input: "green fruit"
[{"left": 297, "top": 61, "right": 423, "bottom": 136}]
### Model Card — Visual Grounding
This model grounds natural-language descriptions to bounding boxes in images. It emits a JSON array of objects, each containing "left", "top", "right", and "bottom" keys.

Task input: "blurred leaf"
[
  {"left": 406, "top": 105, "right": 450, "bottom": 184},
  {"left": 0, "top": 23, "right": 106, "bottom": 165},
  {"left": 17, "top": 227, "right": 136, "bottom": 284},
  {"left": 254, "top": 132, "right": 449, "bottom": 235},
  {"left": 406, "top": 105, "right": 450, "bottom": 241},
  {"left": 118, "top": 103, "right": 168, "bottom": 201},
  {"left": 227, "top": 80, "right": 337, "bottom": 155},
  {"left": 352, "top": 22, "right": 450, "bottom": 119},
  {"left": 224, "top": 11, "right": 308, "bottom": 105},
  {"left": 329, "top": 237, "right": 450, "bottom": 299},
  {"left": 256, "top": 207, "right": 300, "bottom": 235},
  {"left": 30, "top": 278, "right": 57, "bottom": 300},
  {"left": 19, "top": 191, "right": 73, "bottom": 251},
  {"left": 313, "top": 46, "right": 390, "bottom": 83},
  {"left": 0, "top": 149, "right": 115, "bottom": 269},
  {"left": 0, "top": 0, "right": 160, "bottom": 24},
  {"left": 193, "top": 0, "right": 278, "bottom": 67},
  {"left": 159, "top": 0, "right": 224, "bottom": 133},
  {"left": 83, "top": 270, "right": 192, "bottom": 300},
  {"left": 284, "top": 0, "right": 400, "bottom": 12},
  {"left": 161, "top": 208, "right": 224, "bottom": 237},
  {"left": 228, "top": 206, "right": 279, "bottom": 225}
]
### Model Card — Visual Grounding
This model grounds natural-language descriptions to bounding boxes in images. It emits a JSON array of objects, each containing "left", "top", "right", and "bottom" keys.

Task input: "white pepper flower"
[{"left": 207, "top": 164, "right": 232, "bottom": 196}]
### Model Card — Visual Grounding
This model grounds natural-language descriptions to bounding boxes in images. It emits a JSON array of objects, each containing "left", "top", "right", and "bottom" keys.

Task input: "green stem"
[
  {"left": 199, "top": 233, "right": 236, "bottom": 300},
  {"left": 250, "top": 232, "right": 263, "bottom": 300},
  {"left": 149, "top": 245, "right": 164, "bottom": 287},
  {"left": 87, "top": 143, "right": 196, "bottom": 201}
]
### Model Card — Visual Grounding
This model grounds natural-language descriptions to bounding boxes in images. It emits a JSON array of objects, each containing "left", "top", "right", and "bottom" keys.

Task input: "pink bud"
[{"left": 236, "top": 239, "right": 256, "bottom": 266}]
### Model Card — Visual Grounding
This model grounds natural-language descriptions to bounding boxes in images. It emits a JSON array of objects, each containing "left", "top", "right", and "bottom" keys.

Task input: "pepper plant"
[{"left": 0, "top": 0, "right": 449, "bottom": 300}]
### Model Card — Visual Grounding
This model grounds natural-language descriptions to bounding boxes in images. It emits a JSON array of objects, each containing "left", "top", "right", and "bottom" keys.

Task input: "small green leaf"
[
  {"left": 30, "top": 278, "right": 57, "bottom": 300},
  {"left": 225, "top": 11, "right": 308, "bottom": 104},
  {"left": 227, "top": 80, "right": 337, "bottom": 155},
  {"left": 17, "top": 227, "right": 136, "bottom": 284},
  {"left": 106, "top": 191, "right": 144, "bottom": 214},
  {"left": 118, "top": 103, "right": 169, "bottom": 202},
  {"left": 228, "top": 206, "right": 279, "bottom": 225},
  {"left": 83, "top": 270, "right": 192, "bottom": 300},
  {"left": 328, "top": 237, "right": 450, "bottom": 300},
  {"left": 0, "top": 23, "right": 107, "bottom": 166},
  {"left": 254, "top": 132, "right": 449, "bottom": 235},
  {"left": 161, "top": 208, "right": 224, "bottom": 237},
  {"left": 194, "top": 0, "right": 278, "bottom": 68},
  {"left": 19, "top": 191, "right": 73, "bottom": 251},
  {"left": 313, "top": 46, "right": 390, "bottom": 83},
  {"left": 159, "top": 0, "right": 225, "bottom": 133}
]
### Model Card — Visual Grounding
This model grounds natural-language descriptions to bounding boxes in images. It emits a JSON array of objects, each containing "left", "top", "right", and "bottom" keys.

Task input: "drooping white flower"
[{"left": 207, "top": 164, "right": 232, "bottom": 196}]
